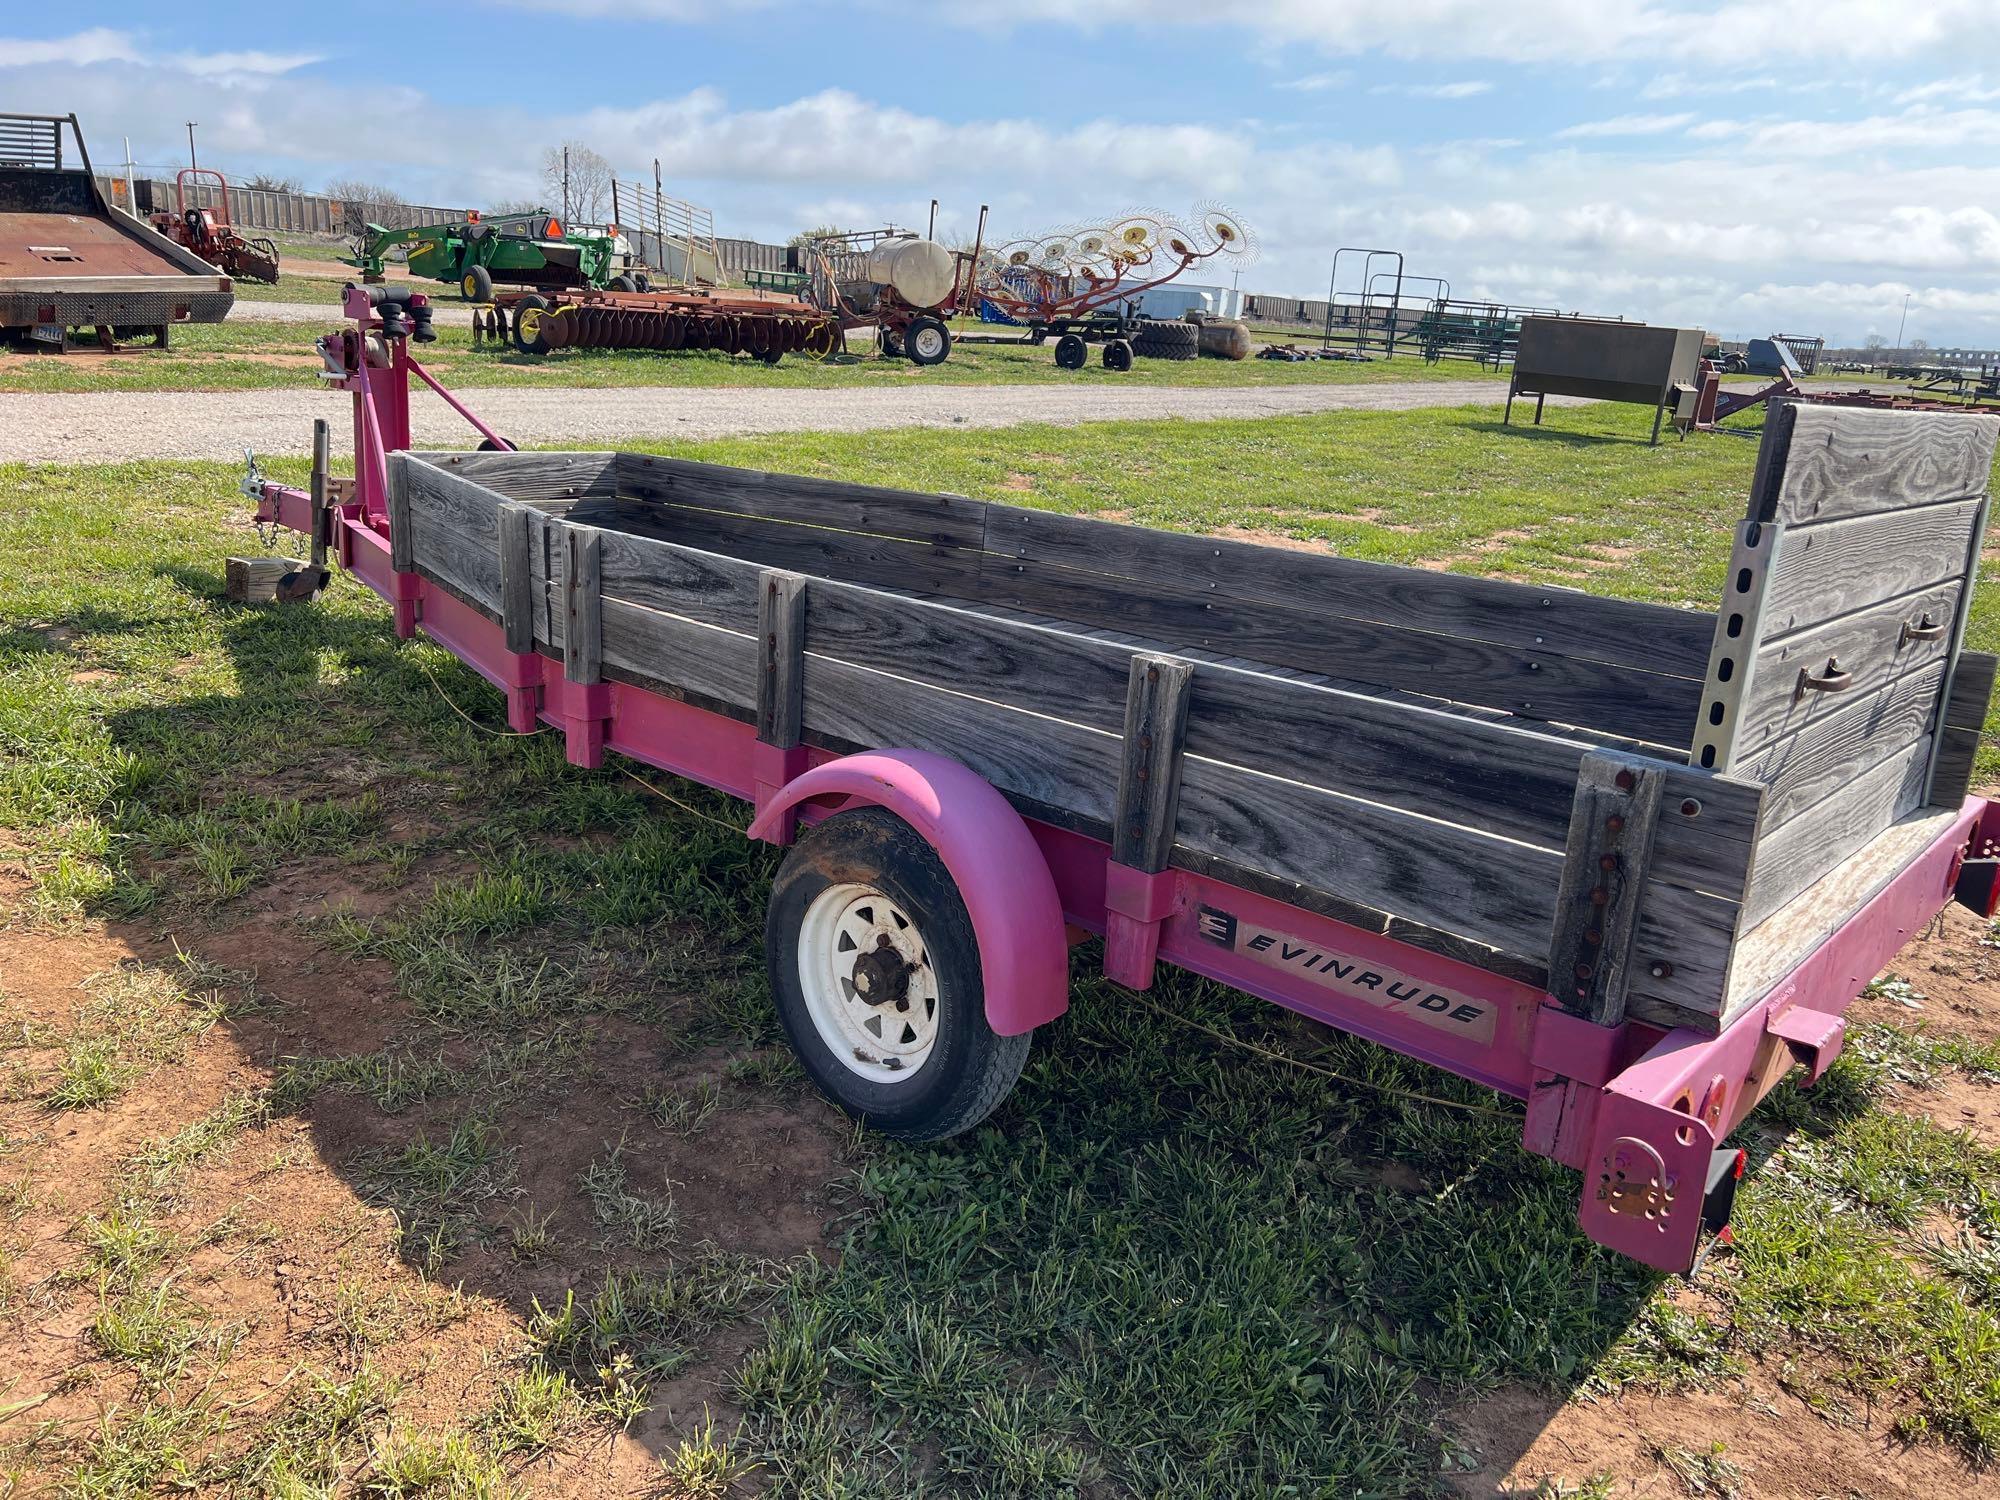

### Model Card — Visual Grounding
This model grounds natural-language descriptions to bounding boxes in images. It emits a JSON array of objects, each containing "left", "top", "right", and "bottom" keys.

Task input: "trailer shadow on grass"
[{"left": 46, "top": 570, "right": 1679, "bottom": 1495}]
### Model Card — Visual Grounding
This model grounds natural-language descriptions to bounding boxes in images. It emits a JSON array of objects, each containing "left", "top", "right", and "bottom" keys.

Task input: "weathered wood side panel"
[
  {"left": 1734, "top": 662, "right": 1945, "bottom": 830},
  {"left": 394, "top": 455, "right": 509, "bottom": 614},
  {"left": 799, "top": 657, "right": 1121, "bottom": 833},
  {"left": 1740, "top": 736, "right": 1934, "bottom": 929},
  {"left": 1750, "top": 403, "right": 2000, "bottom": 526},
  {"left": 599, "top": 598, "right": 757, "bottom": 714},
  {"left": 1759, "top": 499, "right": 1982, "bottom": 633},
  {"left": 408, "top": 450, "right": 619, "bottom": 503},
  {"left": 980, "top": 504, "right": 1714, "bottom": 676},
  {"left": 1929, "top": 650, "right": 1997, "bottom": 808},
  {"left": 614, "top": 452, "right": 991, "bottom": 549},
  {"left": 1112, "top": 655, "right": 1194, "bottom": 872},
  {"left": 978, "top": 550, "right": 1703, "bottom": 745},
  {"left": 1733, "top": 578, "right": 1962, "bottom": 751}
]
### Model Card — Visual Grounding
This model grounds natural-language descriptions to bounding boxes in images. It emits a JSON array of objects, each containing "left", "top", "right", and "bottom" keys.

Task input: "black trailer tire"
[
  {"left": 609, "top": 274, "right": 640, "bottom": 293},
  {"left": 1132, "top": 318, "right": 1198, "bottom": 360},
  {"left": 766, "top": 807, "right": 1031, "bottom": 1140},
  {"left": 633, "top": 273, "right": 653, "bottom": 293},
  {"left": 510, "top": 294, "right": 552, "bottom": 355},
  {"left": 461, "top": 265, "right": 494, "bottom": 303},
  {"left": 1102, "top": 338, "right": 1134, "bottom": 372},
  {"left": 1054, "top": 333, "right": 1088, "bottom": 370},
  {"left": 905, "top": 316, "right": 952, "bottom": 366}
]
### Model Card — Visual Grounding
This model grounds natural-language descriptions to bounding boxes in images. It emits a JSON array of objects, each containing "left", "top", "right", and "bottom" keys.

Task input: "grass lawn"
[
  {"left": 0, "top": 314, "right": 1513, "bottom": 397},
  {"left": 3, "top": 404, "right": 1999, "bottom": 1496}
]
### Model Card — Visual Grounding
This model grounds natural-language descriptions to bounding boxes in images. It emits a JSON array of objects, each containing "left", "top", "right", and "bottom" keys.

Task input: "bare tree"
[
  {"left": 1909, "top": 336, "right": 1931, "bottom": 352},
  {"left": 541, "top": 143, "right": 613, "bottom": 223},
  {"left": 487, "top": 198, "right": 544, "bottom": 217},
  {"left": 243, "top": 172, "right": 302, "bottom": 193},
  {"left": 789, "top": 224, "right": 850, "bottom": 247},
  {"left": 324, "top": 176, "right": 401, "bottom": 208}
]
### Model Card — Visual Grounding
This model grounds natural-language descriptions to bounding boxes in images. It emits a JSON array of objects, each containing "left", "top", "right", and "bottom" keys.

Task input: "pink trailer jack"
[{"left": 247, "top": 287, "right": 2000, "bottom": 1274}]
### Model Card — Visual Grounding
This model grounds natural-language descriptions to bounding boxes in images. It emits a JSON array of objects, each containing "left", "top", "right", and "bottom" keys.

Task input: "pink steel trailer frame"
[{"left": 246, "top": 288, "right": 2000, "bottom": 1275}]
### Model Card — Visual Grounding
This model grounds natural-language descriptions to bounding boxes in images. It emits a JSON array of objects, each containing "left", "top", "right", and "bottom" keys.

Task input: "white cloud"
[
  {"left": 1896, "top": 74, "right": 2000, "bottom": 105},
  {"left": 0, "top": 28, "right": 320, "bottom": 78},
  {"left": 929, "top": 0, "right": 2000, "bottom": 68},
  {"left": 1275, "top": 71, "right": 1352, "bottom": 93},
  {"left": 1554, "top": 112, "right": 1696, "bottom": 138},
  {"left": 1371, "top": 80, "right": 1492, "bottom": 99}
]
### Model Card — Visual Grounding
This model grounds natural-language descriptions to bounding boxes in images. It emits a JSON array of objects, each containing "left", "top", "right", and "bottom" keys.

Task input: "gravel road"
[
  {"left": 232, "top": 299, "right": 479, "bottom": 327},
  {"left": 7, "top": 380, "right": 1570, "bottom": 465}
]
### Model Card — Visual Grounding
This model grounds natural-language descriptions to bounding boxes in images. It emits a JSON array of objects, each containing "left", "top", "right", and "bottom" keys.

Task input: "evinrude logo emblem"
[{"left": 1194, "top": 905, "right": 1497, "bottom": 1043}]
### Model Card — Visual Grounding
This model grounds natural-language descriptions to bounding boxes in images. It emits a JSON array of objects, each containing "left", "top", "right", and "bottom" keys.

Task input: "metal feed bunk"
[{"left": 239, "top": 286, "right": 2000, "bottom": 1279}]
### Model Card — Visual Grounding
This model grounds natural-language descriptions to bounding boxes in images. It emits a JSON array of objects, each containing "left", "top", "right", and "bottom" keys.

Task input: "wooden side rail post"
[
  {"left": 754, "top": 568, "right": 809, "bottom": 843},
  {"left": 384, "top": 458, "right": 423, "bottom": 640},
  {"left": 1548, "top": 750, "right": 1668, "bottom": 1025},
  {"left": 495, "top": 501, "right": 546, "bottom": 734},
  {"left": 560, "top": 524, "right": 610, "bottom": 768},
  {"left": 1104, "top": 653, "right": 1194, "bottom": 989}
]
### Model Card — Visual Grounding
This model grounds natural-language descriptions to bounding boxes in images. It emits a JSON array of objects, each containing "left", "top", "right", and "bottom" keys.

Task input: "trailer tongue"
[{"left": 243, "top": 286, "right": 2000, "bottom": 1275}]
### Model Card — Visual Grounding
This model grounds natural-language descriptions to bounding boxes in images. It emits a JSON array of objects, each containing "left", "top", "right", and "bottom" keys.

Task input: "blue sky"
[{"left": 8, "top": 3, "right": 2000, "bottom": 345}]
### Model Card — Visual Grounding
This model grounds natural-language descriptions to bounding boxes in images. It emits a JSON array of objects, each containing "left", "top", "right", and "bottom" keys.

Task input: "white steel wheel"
[
  {"left": 765, "top": 807, "right": 1034, "bottom": 1140},
  {"left": 796, "top": 882, "right": 940, "bottom": 1085}
]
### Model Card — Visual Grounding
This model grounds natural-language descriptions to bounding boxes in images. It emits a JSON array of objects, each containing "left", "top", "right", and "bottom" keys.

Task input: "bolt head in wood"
[
  {"left": 1614, "top": 769, "right": 1636, "bottom": 791},
  {"left": 1598, "top": 854, "right": 1617, "bottom": 872},
  {"left": 1649, "top": 961, "right": 1673, "bottom": 978},
  {"left": 1605, "top": 814, "right": 1625, "bottom": 834},
  {"left": 1680, "top": 799, "right": 1701, "bottom": 817}
]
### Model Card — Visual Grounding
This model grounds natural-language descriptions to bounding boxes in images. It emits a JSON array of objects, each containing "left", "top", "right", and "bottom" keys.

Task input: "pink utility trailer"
[{"left": 248, "top": 287, "right": 2000, "bottom": 1274}]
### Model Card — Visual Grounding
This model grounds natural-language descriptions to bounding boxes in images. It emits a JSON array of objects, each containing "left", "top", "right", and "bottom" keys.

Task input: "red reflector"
[
  {"left": 1732, "top": 1149, "right": 1746, "bottom": 1180},
  {"left": 1716, "top": 1225, "right": 1734, "bottom": 1246}
]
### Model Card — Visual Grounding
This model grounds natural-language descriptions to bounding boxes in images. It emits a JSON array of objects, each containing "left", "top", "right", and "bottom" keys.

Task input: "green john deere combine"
[{"left": 346, "top": 210, "right": 644, "bottom": 301}]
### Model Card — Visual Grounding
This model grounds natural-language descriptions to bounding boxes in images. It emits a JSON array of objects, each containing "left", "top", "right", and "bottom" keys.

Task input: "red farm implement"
[
  {"left": 149, "top": 169, "right": 279, "bottom": 285},
  {"left": 480, "top": 283, "right": 839, "bottom": 364},
  {"left": 245, "top": 287, "right": 2000, "bottom": 1276}
]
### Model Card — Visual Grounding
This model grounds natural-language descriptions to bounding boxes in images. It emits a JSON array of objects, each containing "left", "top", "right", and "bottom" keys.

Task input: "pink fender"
[{"left": 746, "top": 749, "right": 1070, "bottom": 1036}]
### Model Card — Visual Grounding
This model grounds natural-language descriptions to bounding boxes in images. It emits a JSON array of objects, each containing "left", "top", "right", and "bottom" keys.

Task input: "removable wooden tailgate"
[{"left": 1691, "top": 402, "right": 2000, "bottom": 1022}]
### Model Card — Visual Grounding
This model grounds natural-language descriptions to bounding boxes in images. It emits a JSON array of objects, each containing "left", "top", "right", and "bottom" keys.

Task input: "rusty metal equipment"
[
  {"left": 1506, "top": 316, "right": 1706, "bottom": 445},
  {"left": 148, "top": 169, "right": 279, "bottom": 284},
  {"left": 1, "top": 112, "right": 233, "bottom": 351},
  {"left": 483, "top": 284, "right": 839, "bottom": 364}
]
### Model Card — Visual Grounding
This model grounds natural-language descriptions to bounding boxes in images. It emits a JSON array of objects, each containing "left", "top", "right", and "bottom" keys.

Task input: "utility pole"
[
  {"left": 562, "top": 145, "right": 570, "bottom": 222},
  {"left": 1897, "top": 292, "right": 1912, "bottom": 349},
  {"left": 186, "top": 122, "right": 197, "bottom": 171}
]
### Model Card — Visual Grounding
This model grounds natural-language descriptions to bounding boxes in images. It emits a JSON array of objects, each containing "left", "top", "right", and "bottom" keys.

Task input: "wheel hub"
[{"left": 797, "top": 884, "right": 940, "bottom": 1084}]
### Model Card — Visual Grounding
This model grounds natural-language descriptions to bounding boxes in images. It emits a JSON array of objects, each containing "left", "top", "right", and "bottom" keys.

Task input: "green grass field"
[
  {"left": 3, "top": 404, "right": 1998, "bottom": 1496},
  {"left": 1, "top": 313, "right": 1513, "bottom": 397}
]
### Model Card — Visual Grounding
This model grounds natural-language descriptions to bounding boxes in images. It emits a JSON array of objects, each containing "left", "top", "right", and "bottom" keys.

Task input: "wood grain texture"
[
  {"left": 757, "top": 570, "right": 807, "bottom": 749},
  {"left": 1546, "top": 752, "right": 1667, "bottom": 1025},
  {"left": 563, "top": 527, "right": 603, "bottom": 686},
  {"left": 406, "top": 449, "right": 618, "bottom": 502},
  {"left": 615, "top": 451, "right": 991, "bottom": 550},
  {"left": 1928, "top": 649, "right": 1997, "bottom": 808},
  {"left": 599, "top": 597, "right": 757, "bottom": 714},
  {"left": 1732, "top": 578, "right": 1962, "bottom": 752},
  {"left": 395, "top": 456, "right": 507, "bottom": 612},
  {"left": 1740, "top": 735, "right": 1933, "bottom": 929},
  {"left": 979, "top": 550, "right": 1703, "bottom": 745},
  {"left": 387, "top": 457, "right": 415, "bottom": 574},
  {"left": 1760, "top": 499, "right": 1982, "bottom": 636},
  {"left": 606, "top": 499, "right": 980, "bottom": 601},
  {"left": 1750, "top": 403, "right": 1998, "bottom": 526},
  {"left": 309, "top": 419, "right": 330, "bottom": 570},
  {"left": 1723, "top": 802, "right": 1966, "bottom": 1020},
  {"left": 593, "top": 526, "right": 763, "bottom": 633},
  {"left": 1734, "top": 661, "right": 1944, "bottom": 830},
  {"left": 1113, "top": 654, "right": 1194, "bottom": 872},
  {"left": 498, "top": 504, "right": 535, "bottom": 655},
  {"left": 980, "top": 504, "right": 1713, "bottom": 676},
  {"left": 800, "top": 655, "right": 1120, "bottom": 833}
]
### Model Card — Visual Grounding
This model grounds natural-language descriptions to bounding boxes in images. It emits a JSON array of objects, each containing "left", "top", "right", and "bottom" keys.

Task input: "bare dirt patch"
[
  {"left": 1891, "top": 1070, "right": 2000, "bottom": 1150},
  {"left": 1443, "top": 1362, "right": 1994, "bottom": 1498},
  {"left": 1852, "top": 902, "right": 2000, "bottom": 1048}
]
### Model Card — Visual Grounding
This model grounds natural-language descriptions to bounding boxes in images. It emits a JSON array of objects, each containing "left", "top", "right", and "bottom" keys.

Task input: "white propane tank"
[{"left": 887, "top": 240, "right": 955, "bottom": 310}]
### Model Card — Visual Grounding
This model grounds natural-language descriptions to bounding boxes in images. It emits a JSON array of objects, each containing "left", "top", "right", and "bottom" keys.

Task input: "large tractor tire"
[{"left": 1132, "top": 318, "right": 1199, "bottom": 361}]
